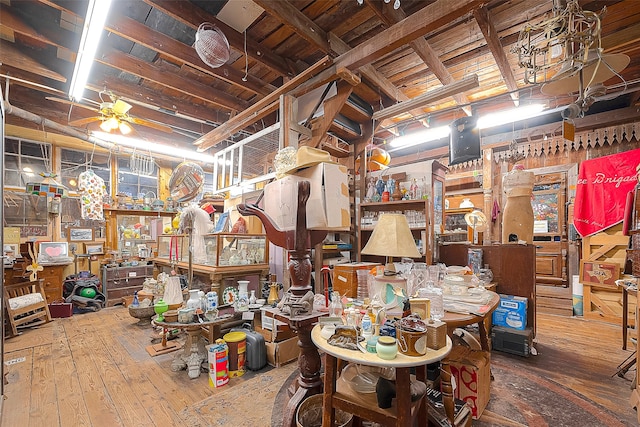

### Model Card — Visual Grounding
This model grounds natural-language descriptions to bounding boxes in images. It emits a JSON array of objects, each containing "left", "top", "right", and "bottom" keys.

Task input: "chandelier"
[
  {"left": 357, "top": 0, "right": 400, "bottom": 10},
  {"left": 513, "top": 0, "right": 629, "bottom": 117},
  {"left": 513, "top": 0, "right": 603, "bottom": 85}
]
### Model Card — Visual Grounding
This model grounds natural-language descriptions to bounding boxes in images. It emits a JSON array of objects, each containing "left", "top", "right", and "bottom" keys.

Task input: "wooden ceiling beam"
[
  {"left": 141, "top": 0, "right": 294, "bottom": 77},
  {"left": 473, "top": 6, "right": 519, "bottom": 106},
  {"left": 368, "top": 0, "right": 472, "bottom": 117},
  {"left": 0, "top": 4, "right": 70, "bottom": 50},
  {"left": 104, "top": 12, "right": 275, "bottom": 97},
  {"left": 254, "top": 0, "right": 332, "bottom": 54},
  {"left": 309, "top": 81, "right": 355, "bottom": 148},
  {"left": 372, "top": 74, "right": 479, "bottom": 122},
  {"left": 195, "top": 56, "right": 333, "bottom": 151},
  {"left": 96, "top": 49, "right": 249, "bottom": 112},
  {"left": 0, "top": 39, "right": 66, "bottom": 83},
  {"left": 335, "top": 0, "right": 486, "bottom": 71},
  {"left": 255, "top": 0, "right": 405, "bottom": 104},
  {"left": 85, "top": 76, "right": 227, "bottom": 126}
]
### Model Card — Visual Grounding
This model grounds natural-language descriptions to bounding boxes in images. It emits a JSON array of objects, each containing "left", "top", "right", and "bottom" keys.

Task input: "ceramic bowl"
[
  {"left": 128, "top": 305, "right": 155, "bottom": 321},
  {"left": 255, "top": 298, "right": 266, "bottom": 305}
]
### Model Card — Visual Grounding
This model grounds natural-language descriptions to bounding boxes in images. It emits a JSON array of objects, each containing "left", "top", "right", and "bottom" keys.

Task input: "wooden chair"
[{"left": 4, "top": 279, "right": 52, "bottom": 337}]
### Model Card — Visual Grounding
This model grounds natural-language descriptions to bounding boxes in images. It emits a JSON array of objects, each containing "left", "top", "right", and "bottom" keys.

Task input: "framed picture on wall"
[
  {"left": 68, "top": 227, "right": 94, "bottom": 242},
  {"left": 579, "top": 261, "right": 620, "bottom": 288},
  {"left": 85, "top": 243, "right": 104, "bottom": 255},
  {"left": 38, "top": 241, "right": 69, "bottom": 261}
]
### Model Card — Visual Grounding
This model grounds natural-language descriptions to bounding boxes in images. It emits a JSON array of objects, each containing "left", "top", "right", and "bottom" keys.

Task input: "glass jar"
[
  {"left": 376, "top": 336, "right": 398, "bottom": 360},
  {"left": 329, "top": 291, "right": 344, "bottom": 317},
  {"left": 418, "top": 282, "right": 444, "bottom": 321}
]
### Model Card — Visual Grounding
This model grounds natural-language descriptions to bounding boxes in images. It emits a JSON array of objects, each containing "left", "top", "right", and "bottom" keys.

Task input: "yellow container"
[{"left": 223, "top": 331, "right": 246, "bottom": 377}]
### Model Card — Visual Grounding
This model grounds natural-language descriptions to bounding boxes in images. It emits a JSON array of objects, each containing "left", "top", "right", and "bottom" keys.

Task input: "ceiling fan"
[{"left": 49, "top": 92, "right": 172, "bottom": 134}]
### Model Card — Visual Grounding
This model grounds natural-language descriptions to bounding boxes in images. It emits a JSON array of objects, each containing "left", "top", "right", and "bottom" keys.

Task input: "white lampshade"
[{"left": 362, "top": 213, "right": 421, "bottom": 258}]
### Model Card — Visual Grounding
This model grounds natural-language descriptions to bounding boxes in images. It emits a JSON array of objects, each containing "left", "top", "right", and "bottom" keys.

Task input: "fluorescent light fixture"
[
  {"left": 477, "top": 104, "right": 545, "bottom": 129},
  {"left": 93, "top": 132, "right": 216, "bottom": 163},
  {"left": 389, "top": 125, "right": 451, "bottom": 149},
  {"left": 68, "top": 0, "right": 113, "bottom": 101}
]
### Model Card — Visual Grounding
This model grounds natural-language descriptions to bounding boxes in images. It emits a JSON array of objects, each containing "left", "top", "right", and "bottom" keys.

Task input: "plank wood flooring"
[{"left": 1, "top": 306, "right": 637, "bottom": 426}]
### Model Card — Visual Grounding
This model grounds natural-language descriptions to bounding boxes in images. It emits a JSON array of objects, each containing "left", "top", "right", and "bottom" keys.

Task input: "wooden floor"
[{"left": 0, "top": 306, "right": 637, "bottom": 426}]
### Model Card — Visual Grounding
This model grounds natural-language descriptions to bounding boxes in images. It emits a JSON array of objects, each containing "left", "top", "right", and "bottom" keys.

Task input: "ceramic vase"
[
  {"left": 236, "top": 280, "right": 250, "bottom": 311},
  {"left": 186, "top": 289, "right": 201, "bottom": 310}
]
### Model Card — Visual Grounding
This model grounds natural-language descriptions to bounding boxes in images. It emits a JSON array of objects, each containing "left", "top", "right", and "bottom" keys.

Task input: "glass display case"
[
  {"left": 157, "top": 234, "right": 189, "bottom": 262},
  {"left": 104, "top": 208, "right": 174, "bottom": 258},
  {"left": 202, "top": 233, "right": 268, "bottom": 266},
  {"left": 156, "top": 233, "right": 268, "bottom": 267}
]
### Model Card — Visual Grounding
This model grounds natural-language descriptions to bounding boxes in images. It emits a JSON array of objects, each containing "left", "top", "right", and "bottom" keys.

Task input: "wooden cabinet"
[
  {"left": 359, "top": 199, "right": 430, "bottom": 264},
  {"left": 531, "top": 173, "right": 568, "bottom": 287},
  {"left": 40, "top": 264, "right": 70, "bottom": 303},
  {"left": 102, "top": 264, "right": 154, "bottom": 307},
  {"left": 443, "top": 207, "right": 478, "bottom": 243}
]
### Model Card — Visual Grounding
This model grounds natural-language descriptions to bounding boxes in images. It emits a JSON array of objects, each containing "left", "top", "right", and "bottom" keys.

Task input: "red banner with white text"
[{"left": 574, "top": 149, "right": 640, "bottom": 237}]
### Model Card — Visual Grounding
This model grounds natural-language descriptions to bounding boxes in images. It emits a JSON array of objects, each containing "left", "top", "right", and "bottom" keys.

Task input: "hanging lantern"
[{"left": 25, "top": 172, "right": 68, "bottom": 198}]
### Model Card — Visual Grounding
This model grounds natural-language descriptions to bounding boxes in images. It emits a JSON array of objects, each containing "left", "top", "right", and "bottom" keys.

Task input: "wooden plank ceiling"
[{"left": 2, "top": 0, "right": 640, "bottom": 169}]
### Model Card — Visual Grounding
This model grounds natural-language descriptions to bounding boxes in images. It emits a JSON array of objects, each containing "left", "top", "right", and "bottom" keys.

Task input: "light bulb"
[{"left": 119, "top": 121, "right": 133, "bottom": 135}]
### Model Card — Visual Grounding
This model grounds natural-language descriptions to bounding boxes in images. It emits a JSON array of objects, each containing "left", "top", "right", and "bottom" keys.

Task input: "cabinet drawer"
[
  {"left": 106, "top": 276, "right": 147, "bottom": 290},
  {"left": 40, "top": 266, "right": 65, "bottom": 280},
  {"left": 103, "top": 266, "right": 153, "bottom": 281}
]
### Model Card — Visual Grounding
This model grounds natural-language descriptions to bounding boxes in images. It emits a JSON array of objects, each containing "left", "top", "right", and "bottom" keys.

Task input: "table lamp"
[{"left": 361, "top": 213, "right": 422, "bottom": 275}]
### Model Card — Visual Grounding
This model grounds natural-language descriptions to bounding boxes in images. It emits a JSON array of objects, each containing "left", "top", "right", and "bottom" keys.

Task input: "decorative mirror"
[{"left": 168, "top": 162, "right": 205, "bottom": 203}]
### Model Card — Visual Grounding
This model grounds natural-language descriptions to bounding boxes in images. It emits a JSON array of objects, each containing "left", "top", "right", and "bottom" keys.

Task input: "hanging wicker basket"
[{"left": 194, "top": 23, "right": 230, "bottom": 68}]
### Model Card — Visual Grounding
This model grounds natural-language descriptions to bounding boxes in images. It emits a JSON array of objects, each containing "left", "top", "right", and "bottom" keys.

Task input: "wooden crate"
[{"left": 581, "top": 224, "right": 630, "bottom": 324}]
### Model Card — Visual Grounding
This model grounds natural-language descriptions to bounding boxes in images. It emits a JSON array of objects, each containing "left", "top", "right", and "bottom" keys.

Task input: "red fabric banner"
[{"left": 574, "top": 149, "right": 640, "bottom": 237}]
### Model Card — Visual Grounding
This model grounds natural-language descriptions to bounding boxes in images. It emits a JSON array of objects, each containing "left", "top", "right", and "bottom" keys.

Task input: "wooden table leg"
[
  {"left": 415, "top": 364, "right": 428, "bottom": 427},
  {"left": 322, "top": 354, "right": 337, "bottom": 427},
  {"left": 396, "top": 367, "right": 411, "bottom": 427},
  {"left": 477, "top": 320, "right": 490, "bottom": 352},
  {"left": 623, "top": 287, "right": 629, "bottom": 350}
]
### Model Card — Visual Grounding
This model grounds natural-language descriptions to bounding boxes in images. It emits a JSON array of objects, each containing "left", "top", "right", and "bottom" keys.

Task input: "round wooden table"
[
  {"left": 152, "top": 316, "right": 222, "bottom": 379},
  {"left": 442, "top": 290, "right": 500, "bottom": 351},
  {"left": 312, "top": 325, "right": 452, "bottom": 427}
]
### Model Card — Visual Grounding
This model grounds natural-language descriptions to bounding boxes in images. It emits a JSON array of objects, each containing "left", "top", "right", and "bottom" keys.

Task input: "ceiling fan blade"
[
  {"left": 127, "top": 117, "right": 173, "bottom": 133},
  {"left": 45, "top": 97, "right": 99, "bottom": 112},
  {"left": 112, "top": 99, "right": 132, "bottom": 115},
  {"left": 68, "top": 116, "right": 102, "bottom": 127}
]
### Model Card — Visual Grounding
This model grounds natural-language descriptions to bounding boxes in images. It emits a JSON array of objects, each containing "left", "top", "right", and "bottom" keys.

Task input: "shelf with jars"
[{"left": 153, "top": 233, "right": 270, "bottom": 305}]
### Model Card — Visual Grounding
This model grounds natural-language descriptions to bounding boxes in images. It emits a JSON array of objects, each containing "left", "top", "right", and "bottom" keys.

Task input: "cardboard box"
[
  {"left": 492, "top": 294, "right": 528, "bottom": 330},
  {"left": 264, "top": 162, "right": 350, "bottom": 231},
  {"left": 265, "top": 336, "right": 299, "bottom": 367},
  {"left": 255, "top": 324, "right": 296, "bottom": 343},
  {"left": 332, "top": 262, "right": 380, "bottom": 298},
  {"left": 447, "top": 346, "right": 491, "bottom": 419}
]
